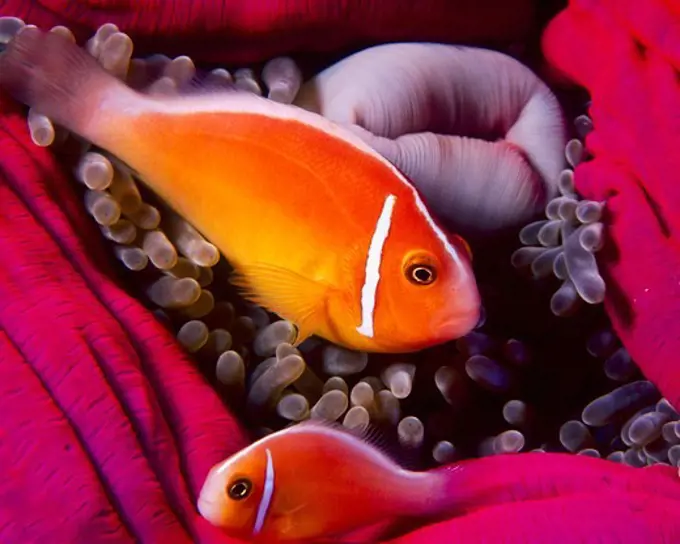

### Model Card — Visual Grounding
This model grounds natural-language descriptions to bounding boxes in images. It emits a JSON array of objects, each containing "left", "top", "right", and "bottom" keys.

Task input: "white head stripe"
[
  {"left": 253, "top": 448, "right": 275, "bottom": 535},
  {"left": 356, "top": 194, "right": 397, "bottom": 338}
]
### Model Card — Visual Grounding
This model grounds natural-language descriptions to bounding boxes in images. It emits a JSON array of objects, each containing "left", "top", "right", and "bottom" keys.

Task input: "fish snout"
[
  {"left": 197, "top": 493, "right": 226, "bottom": 526},
  {"left": 197, "top": 466, "right": 232, "bottom": 528},
  {"left": 434, "top": 283, "right": 481, "bottom": 340}
]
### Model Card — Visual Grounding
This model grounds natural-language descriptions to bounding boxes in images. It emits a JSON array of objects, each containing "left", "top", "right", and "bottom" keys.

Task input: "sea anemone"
[
  {"left": 510, "top": 119, "right": 607, "bottom": 317},
  {"left": 1, "top": 17, "right": 677, "bottom": 472}
]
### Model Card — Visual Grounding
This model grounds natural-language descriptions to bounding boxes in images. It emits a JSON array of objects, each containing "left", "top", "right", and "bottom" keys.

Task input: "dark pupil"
[
  {"left": 228, "top": 479, "right": 251, "bottom": 500},
  {"left": 414, "top": 267, "right": 432, "bottom": 282}
]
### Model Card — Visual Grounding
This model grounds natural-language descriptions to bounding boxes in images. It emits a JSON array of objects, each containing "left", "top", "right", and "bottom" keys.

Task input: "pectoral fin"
[{"left": 229, "top": 263, "right": 329, "bottom": 345}]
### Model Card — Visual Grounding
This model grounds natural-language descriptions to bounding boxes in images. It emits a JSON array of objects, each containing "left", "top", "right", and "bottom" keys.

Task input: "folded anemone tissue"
[{"left": 0, "top": 0, "right": 679, "bottom": 542}]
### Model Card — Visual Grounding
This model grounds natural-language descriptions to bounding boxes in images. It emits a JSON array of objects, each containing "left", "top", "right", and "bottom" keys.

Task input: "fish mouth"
[
  {"left": 197, "top": 496, "right": 224, "bottom": 526},
  {"left": 437, "top": 285, "right": 482, "bottom": 336},
  {"left": 436, "top": 307, "right": 481, "bottom": 339}
]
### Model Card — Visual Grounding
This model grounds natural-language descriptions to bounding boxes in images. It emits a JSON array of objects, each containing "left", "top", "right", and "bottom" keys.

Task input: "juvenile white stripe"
[
  {"left": 253, "top": 448, "right": 275, "bottom": 535},
  {"left": 356, "top": 194, "right": 397, "bottom": 338}
]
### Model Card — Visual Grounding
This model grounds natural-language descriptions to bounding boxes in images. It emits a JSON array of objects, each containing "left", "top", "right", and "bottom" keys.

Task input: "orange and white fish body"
[
  {"left": 0, "top": 28, "right": 480, "bottom": 353},
  {"left": 197, "top": 422, "right": 449, "bottom": 542}
]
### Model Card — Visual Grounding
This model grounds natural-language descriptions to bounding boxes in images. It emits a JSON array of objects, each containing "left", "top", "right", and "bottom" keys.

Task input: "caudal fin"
[{"left": 0, "top": 27, "right": 129, "bottom": 139}]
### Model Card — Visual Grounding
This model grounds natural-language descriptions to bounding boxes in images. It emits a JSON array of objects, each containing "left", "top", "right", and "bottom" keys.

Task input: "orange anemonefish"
[
  {"left": 0, "top": 28, "right": 480, "bottom": 352},
  {"left": 197, "top": 421, "right": 452, "bottom": 542},
  {"left": 197, "top": 420, "right": 680, "bottom": 542}
]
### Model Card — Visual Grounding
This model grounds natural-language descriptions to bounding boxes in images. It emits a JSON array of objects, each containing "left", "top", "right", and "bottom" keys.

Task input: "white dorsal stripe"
[
  {"left": 138, "top": 92, "right": 468, "bottom": 276},
  {"left": 253, "top": 448, "right": 275, "bottom": 535},
  {"left": 356, "top": 194, "right": 397, "bottom": 338}
]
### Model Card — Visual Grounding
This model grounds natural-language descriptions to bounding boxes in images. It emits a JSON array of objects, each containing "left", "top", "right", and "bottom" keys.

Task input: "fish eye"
[
  {"left": 407, "top": 263, "right": 437, "bottom": 285},
  {"left": 227, "top": 478, "right": 253, "bottom": 500}
]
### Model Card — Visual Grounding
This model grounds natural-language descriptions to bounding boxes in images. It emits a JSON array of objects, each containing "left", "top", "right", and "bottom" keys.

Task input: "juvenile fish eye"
[
  {"left": 227, "top": 478, "right": 252, "bottom": 500},
  {"left": 407, "top": 264, "right": 436, "bottom": 285}
]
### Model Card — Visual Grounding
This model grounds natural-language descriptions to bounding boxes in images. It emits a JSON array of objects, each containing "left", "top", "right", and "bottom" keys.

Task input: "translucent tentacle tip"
[
  {"left": 0, "top": 16, "right": 25, "bottom": 47},
  {"left": 510, "top": 117, "right": 607, "bottom": 317},
  {"left": 18, "top": 23, "right": 135, "bottom": 148}
]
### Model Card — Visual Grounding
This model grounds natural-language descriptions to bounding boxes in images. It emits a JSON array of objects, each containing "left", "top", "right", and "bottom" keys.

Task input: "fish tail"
[{"left": 0, "top": 27, "right": 133, "bottom": 144}]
